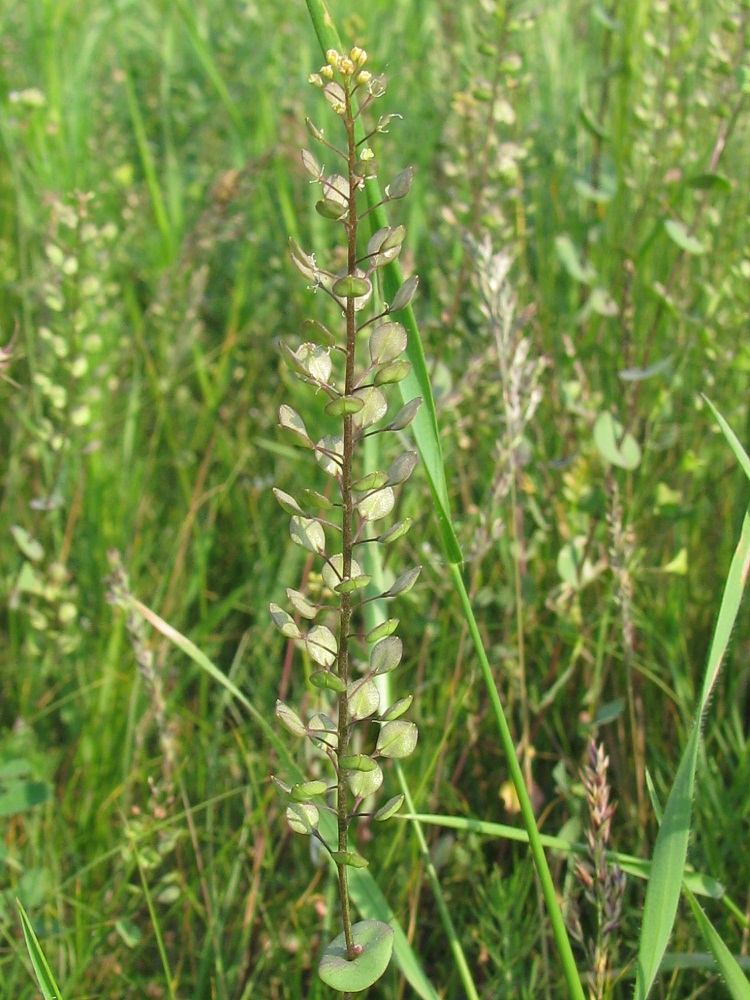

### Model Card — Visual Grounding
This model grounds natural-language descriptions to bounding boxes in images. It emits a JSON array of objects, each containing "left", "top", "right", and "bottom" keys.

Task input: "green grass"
[{"left": 1, "top": 0, "right": 750, "bottom": 997}]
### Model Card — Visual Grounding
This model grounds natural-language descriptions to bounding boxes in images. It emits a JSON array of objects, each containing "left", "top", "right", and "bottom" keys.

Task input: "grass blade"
[
  {"left": 635, "top": 403, "right": 750, "bottom": 999},
  {"left": 173, "top": 0, "right": 247, "bottom": 142},
  {"left": 119, "top": 58, "right": 176, "bottom": 262},
  {"left": 398, "top": 812, "right": 725, "bottom": 899},
  {"left": 685, "top": 887, "right": 750, "bottom": 1000},
  {"left": 704, "top": 396, "right": 750, "bottom": 484},
  {"left": 16, "top": 899, "right": 64, "bottom": 1000}
]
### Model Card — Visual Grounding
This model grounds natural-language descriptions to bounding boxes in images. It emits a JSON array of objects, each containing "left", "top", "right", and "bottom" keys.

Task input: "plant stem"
[{"left": 334, "top": 78, "right": 360, "bottom": 962}]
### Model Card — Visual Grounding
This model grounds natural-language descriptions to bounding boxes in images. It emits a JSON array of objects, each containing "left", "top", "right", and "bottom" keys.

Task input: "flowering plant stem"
[{"left": 303, "top": 3, "right": 587, "bottom": 999}]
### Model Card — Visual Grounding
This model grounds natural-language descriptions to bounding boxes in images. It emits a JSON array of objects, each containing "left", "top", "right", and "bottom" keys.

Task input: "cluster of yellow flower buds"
[{"left": 308, "top": 47, "right": 372, "bottom": 88}]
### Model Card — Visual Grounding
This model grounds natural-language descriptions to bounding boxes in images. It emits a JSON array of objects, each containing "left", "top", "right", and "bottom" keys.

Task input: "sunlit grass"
[{"left": 1, "top": 0, "right": 749, "bottom": 997}]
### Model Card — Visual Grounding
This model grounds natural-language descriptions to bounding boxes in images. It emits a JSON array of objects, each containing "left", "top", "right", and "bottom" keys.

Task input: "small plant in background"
[
  {"left": 271, "top": 47, "right": 421, "bottom": 994},
  {"left": 566, "top": 741, "right": 627, "bottom": 1000}
]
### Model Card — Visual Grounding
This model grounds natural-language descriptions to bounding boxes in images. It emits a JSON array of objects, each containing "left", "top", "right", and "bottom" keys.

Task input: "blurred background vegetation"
[{"left": 1, "top": 0, "right": 748, "bottom": 996}]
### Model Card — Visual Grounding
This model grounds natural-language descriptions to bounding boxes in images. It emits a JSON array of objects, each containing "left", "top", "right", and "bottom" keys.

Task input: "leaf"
[
  {"left": 286, "top": 802, "right": 319, "bottom": 835},
  {"left": 278, "top": 404, "right": 312, "bottom": 447},
  {"left": 289, "top": 516, "right": 326, "bottom": 554},
  {"left": 305, "top": 625, "right": 337, "bottom": 667},
  {"left": 348, "top": 678, "right": 380, "bottom": 721},
  {"left": 373, "top": 794, "right": 405, "bottom": 821},
  {"left": 685, "top": 887, "right": 750, "bottom": 1000},
  {"left": 619, "top": 356, "right": 673, "bottom": 382},
  {"left": 348, "top": 762, "right": 384, "bottom": 798},
  {"left": 296, "top": 342, "right": 333, "bottom": 383},
  {"left": 378, "top": 518, "right": 413, "bottom": 544},
  {"left": 269, "top": 603, "right": 302, "bottom": 639},
  {"left": 301, "top": 318, "right": 336, "bottom": 347},
  {"left": 322, "top": 553, "right": 363, "bottom": 590},
  {"left": 352, "top": 386, "right": 388, "bottom": 429},
  {"left": 635, "top": 463, "right": 750, "bottom": 1000},
  {"left": 374, "top": 359, "right": 412, "bottom": 385},
  {"left": 318, "top": 920, "right": 394, "bottom": 992},
  {"left": 557, "top": 538, "right": 598, "bottom": 590},
  {"left": 315, "top": 435, "right": 343, "bottom": 476},
  {"left": 286, "top": 588, "right": 318, "bottom": 620},
  {"left": 381, "top": 565, "right": 421, "bottom": 599},
  {"left": 376, "top": 720, "right": 418, "bottom": 759},
  {"left": 386, "top": 166, "right": 413, "bottom": 200},
  {"left": 555, "top": 234, "right": 597, "bottom": 285},
  {"left": 574, "top": 175, "right": 616, "bottom": 203},
  {"left": 325, "top": 393, "right": 365, "bottom": 417},
  {"left": 370, "top": 322, "right": 407, "bottom": 365},
  {"left": 272, "top": 488, "right": 305, "bottom": 517},
  {"left": 0, "top": 779, "right": 50, "bottom": 819},
  {"left": 353, "top": 470, "right": 388, "bottom": 492},
  {"left": 370, "top": 635, "right": 403, "bottom": 675},
  {"left": 390, "top": 274, "right": 419, "bottom": 313},
  {"left": 291, "top": 779, "right": 328, "bottom": 800},
  {"left": 309, "top": 669, "right": 346, "bottom": 692},
  {"left": 387, "top": 397, "right": 422, "bottom": 431},
  {"left": 330, "top": 850, "right": 370, "bottom": 868},
  {"left": 10, "top": 526, "right": 45, "bottom": 562},
  {"left": 704, "top": 396, "right": 750, "bottom": 485},
  {"left": 578, "top": 103, "right": 610, "bottom": 140},
  {"left": 301, "top": 148, "right": 321, "bottom": 179},
  {"left": 366, "top": 619, "right": 399, "bottom": 644},
  {"left": 358, "top": 486, "right": 395, "bottom": 522},
  {"left": 332, "top": 274, "right": 372, "bottom": 299},
  {"left": 664, "top": 218, "right": 706, "bottom": 255},
  {"left": 308, "top": 713, "right": 338, "bottom": 749},
  {"left": 587, "top": 286, "right": 619, "bottom": 317},
  {"left": 16, "top": 900, "right": 63, "bottom": 1000},
  {"left": 687, "top": 172, "right": 732, "bottom": 195},
  {"left": 379, "top": 695, "right": 413, "bottom": 721},
  {"left": 593, "top": 412, "right": 641, "bottom": 469},
  {"left": 386, "top": 451, "right": 418, "bottom": 486},
  {"left": 663, "top": 548, "right": 688, "bottom": 575},
  {"left": 339, "top": 754, "right": 378, "bottom": 773},
  {"left": 275, "top": 700, "right": 307, "bottom": 738}
]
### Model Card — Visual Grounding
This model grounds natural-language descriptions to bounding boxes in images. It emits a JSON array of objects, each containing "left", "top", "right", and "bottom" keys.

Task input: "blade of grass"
[
  {"left": 703, "top": 395, "right": 750, "bottom": 486},
  {"left": 173, "top": 0, "right": 247, "bottom": 143},
  {"left": 448, "top": 562, "right": 586, "bottom": 1000},
  {"left": 119, "top": 57, "right": 176, "bottom": 262},
  {"left": 685, "top": 887, "right": 750, "bottom": 1000},
  {"left": 16, "top": 900, "right": 64, "bottom": 1000},
  {"left": 396, "top": 812, "right": 725, "bottom": 899},
  {"left": 634, "top": 401, "right": 750, "bottom": 999},
  {"left": 303, "top": 4, "right": 586, "bottom": 997},
  {"left": 129, "top": 826, "right": 178, "bottom": 1000}
]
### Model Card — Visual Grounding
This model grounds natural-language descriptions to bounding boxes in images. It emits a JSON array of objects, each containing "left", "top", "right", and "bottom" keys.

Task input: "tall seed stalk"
[{"left": 272, "top": 47, "right": 421, "bottom": 995}]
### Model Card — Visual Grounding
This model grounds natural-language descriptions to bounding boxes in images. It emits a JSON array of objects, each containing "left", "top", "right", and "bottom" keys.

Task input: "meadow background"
[{"left": 1, "top": 0, "right": 749, "bottom": 997}]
